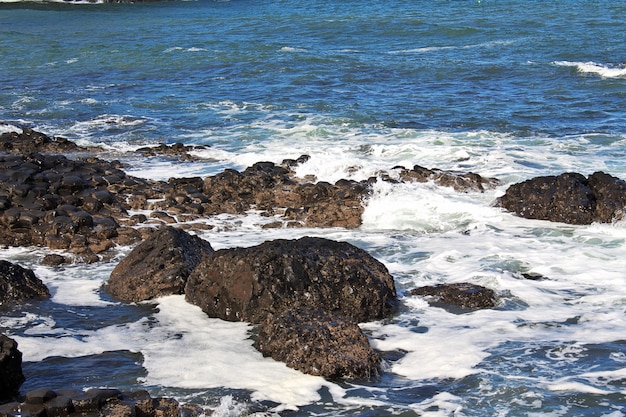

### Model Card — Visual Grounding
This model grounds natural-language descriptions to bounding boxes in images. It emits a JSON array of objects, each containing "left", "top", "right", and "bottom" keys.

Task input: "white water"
[{"left": 2, "top": 123, "right": 626, "bottom": 414}]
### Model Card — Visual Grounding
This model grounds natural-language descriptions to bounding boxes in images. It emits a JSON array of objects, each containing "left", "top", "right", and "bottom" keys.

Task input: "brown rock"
[
  {"left": 185, "top": 236, "right": 397, "bottom": 323},
  {"left": 106, "top": 226, "right": 214, "bottom": 302},
  {"left": 0, "top": 260, "right": 50, "bottom": 306},
  {"left": 409, "top": 282, "right": 499, "bottom": 312},
  {"left": 497, "top": 171, "right": 626, "bottom": 224},
  {"left": 256, "top": 306, "right": 380, "bottom": 380}
]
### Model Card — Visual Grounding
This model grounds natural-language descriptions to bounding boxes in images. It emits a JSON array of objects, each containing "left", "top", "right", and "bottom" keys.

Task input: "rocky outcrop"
[
  {"left": 0, "top": 128, "right": 501, "bottom": 263},
  {"left": 0, "top": 128, "right": 98, "bottom": 155},
  {"left": 0, "top": 150, "right": 143, "bottom": 262},
  {"left": 0, "top": 261, "right": 50, "bottom": 306},
  {"left": 200, "top": 161, "right": 369, "bottom": 229},
  {"left": 0, "top": 335, "right": 25, "bottom": 402},
  {"left": 135, "top": 142, "right": 209, "bottom": 161},
  {"left": 256, "top": 306, "right": 381, "bottom": 380},
  {"left": 389, "top": 164, "right": 500, "bottom": 192},
  {"left": 185, "top": 236, "right": 397, "bottom": 323},
  {"left": 497, "top": 171, "right": 626, "bottom": 224},
  {"left": 409, "top": 283, "right": 498, "bottom": 312},
  {"left": 0, "top": 387, "right": 204, "bottom": 417},
  {"left": 105, "top": 226, "right": 214, "bottom": 302}
]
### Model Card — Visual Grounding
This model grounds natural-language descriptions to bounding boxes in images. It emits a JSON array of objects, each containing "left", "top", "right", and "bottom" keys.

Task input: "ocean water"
[{"left": 1, "top": 0, "right": 626, "bottom": 415}]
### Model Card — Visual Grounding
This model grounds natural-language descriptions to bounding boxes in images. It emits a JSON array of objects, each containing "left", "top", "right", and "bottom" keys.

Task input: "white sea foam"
[
  {"left": 554, "top": 61, "right": 626, "bottom": 78},
  {"left": 0, "top": 123, "right": 22, "bottom": 135},
  {"left": 12, "top": 295, "right": 345, "bottom": 411}
]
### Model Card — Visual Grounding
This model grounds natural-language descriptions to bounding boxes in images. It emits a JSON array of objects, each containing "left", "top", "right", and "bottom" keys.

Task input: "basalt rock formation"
[
  {"left": 0, "top": 335, "right": 25, "bottom": 403},
  {"left": 497, "top": 171, "right": 626, "bottom": 224},
  {"left": 409, "top": 283, "right": 499, "bottom": 312},
  {"left": 256, "top": 306, "right": 381, "bottom": 380},
  {"left": 0, "top": 260, "right": 50, "bottom": 307},
  {"left": 185, "top": 236, "right": 397, "bottom": 323},
  {"left": 389, "top": 164, "right": 500, "bottom": 192},
  {"left": 0, "top": 387, "right": 203, "bottom": 417},
  {"left": 0, "top": 128, "right": 500, "bottom": 264},
  {"left": 106, "top": 226, "right": 214, "bottom": 302}
]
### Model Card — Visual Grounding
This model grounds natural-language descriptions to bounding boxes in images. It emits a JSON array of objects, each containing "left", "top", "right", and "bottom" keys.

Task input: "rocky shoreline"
[{"left": 2, "top": 126, "right": 626, "bottom": 415}]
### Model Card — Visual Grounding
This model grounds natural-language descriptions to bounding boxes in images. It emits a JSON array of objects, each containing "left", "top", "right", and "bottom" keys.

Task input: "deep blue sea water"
[{"left": 1, "top": 1, "right": 626, "bottom": 416}]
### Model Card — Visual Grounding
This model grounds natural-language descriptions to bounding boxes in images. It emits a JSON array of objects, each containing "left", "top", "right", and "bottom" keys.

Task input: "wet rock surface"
[
  {"left": 0, "top": 387, "right": 204, "bottom": 417},
  {"left": 409, "top": 283, "right": 499, "bottom": 312},
  {"left": 0, "top": 260, "right": 50, "bottom": 306},
  {"left": 389, "top": 164, "right": 500, "bottom": 192},
  {"left": 106, "top": 226, "right": 214, "bottom": 302},
  {"left": 0, "top": 335, "right": 25, "bottom": 403},
  {"left": 256, "top": 306, "right": 381, "bottom": 380},
  {"left": 497, "top": 171, "right": 626, "bottom": 224},
  {"left": 0, "top": 128, "right": 498, "bottom": 264},
  {"left": 185, "top": 236, "right": 397, "bottom": 323}
]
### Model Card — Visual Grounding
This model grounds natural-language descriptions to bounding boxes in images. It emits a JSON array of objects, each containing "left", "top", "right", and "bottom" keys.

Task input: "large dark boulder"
[
  {"left": 0, "top": 335, "right": 25, "bottom": 402},
  {"left": 409, "top": 283, "right": 499, "bottom": 312},
  {"left": 497, "top": 171, "right": 626, "bottom": 224},
  {"left": 185, "top": 236, "right": 397, "bottom": 323},
  {"left": 106, "top": 227, "right": 214, "bottom": 302},
  {"left": 0, "top": 260, "right": 50, "bottom": 306},
  {"left": 256, "top": 306, "right": 380, "bottom": 380}
]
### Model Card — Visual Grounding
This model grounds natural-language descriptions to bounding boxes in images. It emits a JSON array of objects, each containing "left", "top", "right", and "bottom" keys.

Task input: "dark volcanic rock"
[
  {"left": 106, "top": 226, "right": 214, "bottom": 302},
  {"left": 0, "top": 260, "right": 50, "bottom": 306},
  {"left": 392, "top": 164, "right": 500, "bottom": 192},
  {"left": 135, "top": 142, "right": 209, "bottom": 161},
  {"left": 0, "top": 335, "right": 25, "bottom": 402},
  {"left": 256, "top": 306, "right": 381, "bottom": 380},
  {"left": 410, "top": 283, "right": 498, "bottom": 312},
  {"left": 0, "top": 128, "right": 501, "bottom": 259},
  {"left": 0, "top": 387, "right": 205, "bottom": 417},
  {"left": 0, "top": 128, "right": 96, "bottom": 155},
  {"left": 185, "top": 236, "right": 397, "bottom": 323},
  {"left": 497, "top": 171, "right": 626, "bottom": 224}
]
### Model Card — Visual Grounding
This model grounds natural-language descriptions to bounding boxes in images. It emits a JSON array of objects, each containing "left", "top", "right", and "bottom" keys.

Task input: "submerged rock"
[
  {"left": 185, "top": 236, "right": 397, "bottom": 323},
  {"left": 106, "top": 226, "right": 214, "bottom": 303},
  {"left": 0, "top": 387, "right": 204, "bottom": 417},
  {"left": 0, "top": 335, "right": 24, "bottom": 403},
  {"left": 256, "top": 306, "right": 381, "bottom": 380},
  {"left": 0, "top": 260, "right": 50, "bottom": 306},
  {"left": 497, "top": 171, "right": 626, "bottom": 224},
  {"left": 409, "top": 283, "right": 499, "bottom": 312}
]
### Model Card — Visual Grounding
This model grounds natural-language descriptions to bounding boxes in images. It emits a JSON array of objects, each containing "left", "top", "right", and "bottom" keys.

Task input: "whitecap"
[{"left": 554, "top": 61, "right": 626, "bottom": 78}]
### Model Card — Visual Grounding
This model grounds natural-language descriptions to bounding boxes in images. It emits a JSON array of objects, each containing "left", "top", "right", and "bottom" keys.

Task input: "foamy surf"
[{"left": 555, "top": 61, "right": 626, "bottom": 78}]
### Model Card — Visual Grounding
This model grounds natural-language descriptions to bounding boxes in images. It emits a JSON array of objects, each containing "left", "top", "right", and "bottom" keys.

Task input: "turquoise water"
[{"left": 2, "top": 1, "right": 626, "bottom": 416}]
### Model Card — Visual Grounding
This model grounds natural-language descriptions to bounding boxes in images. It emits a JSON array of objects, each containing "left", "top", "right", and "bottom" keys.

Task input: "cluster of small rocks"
[
  {"left": 0, "top": 386, "right": 199, "bottom": 417},
  {"left": 0, "top": 128, "right": 501, "bottom": 264}
]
